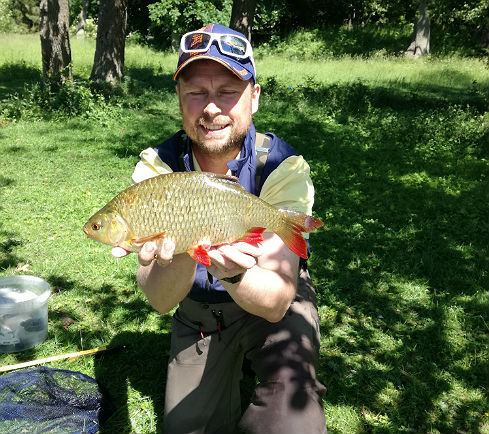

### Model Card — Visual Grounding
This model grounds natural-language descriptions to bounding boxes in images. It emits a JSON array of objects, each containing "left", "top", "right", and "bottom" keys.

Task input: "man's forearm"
[
  {"left": 137, "top": 253, "right": 197, "bottom": 314},
  {"left": 223, "top": 264, "right": 297, "bottom": 322}
]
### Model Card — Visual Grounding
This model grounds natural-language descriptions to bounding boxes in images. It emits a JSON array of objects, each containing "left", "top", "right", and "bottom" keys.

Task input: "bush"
[
  {"left": 1, "top": 79, "right": 121, "bottom": 124},
  {"left": 147, "top": 0, "right": 232, "bottom": 49},
  {"left": 256, "top": 25, "right": 414, "bottom": 59},
  {"left": 0, "top": 1, "right": 15, "bottom": 32},
  {"left": 69, "top": 18, "right": 98, "bottom": 39}
]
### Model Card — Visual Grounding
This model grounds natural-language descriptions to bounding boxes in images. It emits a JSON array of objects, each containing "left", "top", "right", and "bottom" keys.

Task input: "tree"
[
  {"left": 229, "top": 0, "right": 258, "bottom": 42},
  {"left": 90, "top": 0, "right": 128, "bottom": 83},
  {"left": 39, "top": 0, "right": 72, "bottom": 84},
  {"left": 405, "top": 1, "right": 430, "bottom": 57},
  {"left": 75, "top": 0, "right": 90, "bottom": 39}
]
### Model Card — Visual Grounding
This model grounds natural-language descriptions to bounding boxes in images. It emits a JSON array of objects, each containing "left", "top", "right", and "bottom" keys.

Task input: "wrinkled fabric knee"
[{"left": 239, "top": 367, "right": 326, "bottom": 434}]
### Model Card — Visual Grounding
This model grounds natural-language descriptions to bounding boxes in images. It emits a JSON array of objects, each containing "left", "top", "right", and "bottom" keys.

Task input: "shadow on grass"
[
  {"left": 0, "top": 176, "right": 24, "bottom": 271},
  {"left": 254, "top": 79, "right": 488, "bottom": 432},
  {"left": 0, "top": 232, "right": 23, "bottom": 271},
  {"left": 124, "top": 66, "right": 176, "bottom": 94},
  {"left": 1, "top": 58, "right": 487, "bottom": 433},
  {"left": 94, "top": 330, "right": 171, "bottom": 434},
  {"left": 0, "top": 62, "right": 42, "bottom": 100},
  {"left": 42, "top": 274, "right": 172, "bottom": 433}
]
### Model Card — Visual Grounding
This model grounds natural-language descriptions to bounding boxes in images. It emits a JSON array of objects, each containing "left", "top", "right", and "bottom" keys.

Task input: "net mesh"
[{"left": 0, "top": 366, "right": 112, "bottom": 434}]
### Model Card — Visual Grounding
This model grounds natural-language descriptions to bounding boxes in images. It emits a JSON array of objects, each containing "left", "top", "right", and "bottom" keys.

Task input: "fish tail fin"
[{"left": 276, "top": 210, "right": 323, "bottom": 259}]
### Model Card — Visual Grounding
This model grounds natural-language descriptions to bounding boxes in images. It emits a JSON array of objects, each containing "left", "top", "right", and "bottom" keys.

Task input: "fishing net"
[{"left": 0, "top": 366, "right": 113, "bottom": 434}]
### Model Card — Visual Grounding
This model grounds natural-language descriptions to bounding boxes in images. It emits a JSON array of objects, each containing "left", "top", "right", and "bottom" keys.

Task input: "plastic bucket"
[{"left": 0, "top": 275, "right": 51, "bottom": 353}]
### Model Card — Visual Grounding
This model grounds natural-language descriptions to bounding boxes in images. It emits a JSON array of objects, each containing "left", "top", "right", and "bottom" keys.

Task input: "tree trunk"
[
  {"left": 90, "top": 0, "right": 127, "bottom": 84},
  {"left": 76, "top": 0, "right": 90, "bottom": 39},
  {"left": 229, "top": 0, "right": 258, "bottom": 42},
  {"left": 39, "top": 0, "right": 72, "bottom": 85},
  {"left": 405, "top": 2, "right": 430, "bottom": 57}
]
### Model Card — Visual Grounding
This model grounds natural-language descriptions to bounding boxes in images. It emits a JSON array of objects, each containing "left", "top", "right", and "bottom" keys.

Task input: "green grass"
[{"left": 0, "top": 33, "right": 488, "bottom": 433}]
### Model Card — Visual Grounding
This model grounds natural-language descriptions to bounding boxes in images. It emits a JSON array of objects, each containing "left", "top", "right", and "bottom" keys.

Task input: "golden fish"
[{"left": 83, "top": 172, "right": 323, "bottom": 266}]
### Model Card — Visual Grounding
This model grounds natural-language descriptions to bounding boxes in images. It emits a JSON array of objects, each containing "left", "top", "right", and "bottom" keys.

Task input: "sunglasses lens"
[
  {"left": 183, "top": 32, "right": 211, "bottom": 51},
  {"left": 220, "top": 35, "right": 247, "bottom": 56}
]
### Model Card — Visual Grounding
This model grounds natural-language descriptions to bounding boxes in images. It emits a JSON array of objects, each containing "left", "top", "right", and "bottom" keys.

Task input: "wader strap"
[
  {"left": 177, "top": 133, "right": 190, "bottom": 172},
  {"left": 255, "top": 132, "right": 271, "bottom": 193}
]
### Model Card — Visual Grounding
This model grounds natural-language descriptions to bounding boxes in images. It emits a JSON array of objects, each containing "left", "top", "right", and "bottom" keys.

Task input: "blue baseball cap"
[{"left": 173, "top": 24, "right": 256, "bottom": 83}]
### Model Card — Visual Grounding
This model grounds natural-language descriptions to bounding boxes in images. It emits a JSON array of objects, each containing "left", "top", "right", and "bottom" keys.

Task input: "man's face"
[{"left": 176, "top": 60, "right": 260, "bottom": 156}]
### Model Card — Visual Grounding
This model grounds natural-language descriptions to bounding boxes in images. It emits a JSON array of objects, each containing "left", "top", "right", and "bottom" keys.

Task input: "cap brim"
[{"left": 173, "top": 55, "right": 253, "bottom": 82}]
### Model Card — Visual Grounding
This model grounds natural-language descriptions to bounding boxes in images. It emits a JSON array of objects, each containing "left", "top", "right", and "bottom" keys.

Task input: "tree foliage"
[
  {"left": 147, "top": 0, "right": 232, "bottom": 48},
  {"left": 139, "top": 0, "right": 488, "bottom": 54},
  {"left": 0, "top": 0, "right": 39, "bottom": 32},
  {"left": 2, "top": 0, "right": 487, "bottom": 55}
]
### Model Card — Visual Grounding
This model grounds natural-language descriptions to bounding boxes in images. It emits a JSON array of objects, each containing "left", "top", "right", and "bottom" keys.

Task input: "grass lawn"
[{"left": 0, "top": 32, "right": 488, "bottom": 433}]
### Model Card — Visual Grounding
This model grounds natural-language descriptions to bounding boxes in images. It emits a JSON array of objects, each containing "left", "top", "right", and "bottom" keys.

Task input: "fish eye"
[{"left": 91, "top": 223, "right": 101, "bottom": 231}]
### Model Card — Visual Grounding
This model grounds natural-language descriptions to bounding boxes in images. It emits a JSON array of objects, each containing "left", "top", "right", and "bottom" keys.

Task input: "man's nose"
[{"left": 203, "top": 100, "right": 221, "bottom": 117}]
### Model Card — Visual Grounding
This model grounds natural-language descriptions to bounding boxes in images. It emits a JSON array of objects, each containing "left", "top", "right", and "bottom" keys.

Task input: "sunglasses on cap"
[{"left": 180, "top": 31, "right": 255, "bottom": 69}]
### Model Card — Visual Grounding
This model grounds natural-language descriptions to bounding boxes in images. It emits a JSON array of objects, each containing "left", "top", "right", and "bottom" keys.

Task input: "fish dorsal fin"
[
  {"left": 202, "top": 172, "right": 245, "bottom": 191},
  {"left": 202, "top": 172, "right": 239, "bottom": 183}
]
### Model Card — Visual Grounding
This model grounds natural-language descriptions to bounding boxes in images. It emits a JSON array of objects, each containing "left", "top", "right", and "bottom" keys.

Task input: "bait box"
[{"left": 0, "top": 276, "right": 51, "bottom": 353}]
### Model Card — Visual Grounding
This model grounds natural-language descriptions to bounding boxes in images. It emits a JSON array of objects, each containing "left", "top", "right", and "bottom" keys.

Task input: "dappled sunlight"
[
  {"left": 254, "top": 73, "right": 488, "bottom": 432},
  {"left": 0, "top": 34, "right": 487, "bottom": 433}
]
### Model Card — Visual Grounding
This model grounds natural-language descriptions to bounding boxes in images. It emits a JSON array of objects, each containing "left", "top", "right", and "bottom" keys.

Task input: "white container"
[{"left": 0, "top": 275, "right": 51, "bottom": 352}]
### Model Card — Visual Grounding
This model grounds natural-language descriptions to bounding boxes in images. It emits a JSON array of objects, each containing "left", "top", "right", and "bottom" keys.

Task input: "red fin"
[
  {"left": 240, "top": 227, "right": 266, "bottom": 245},
  {"left": 131, "top": 231, "right": 166, "bottom": 248},
  {"left": 188, "top": 244, "right": 211, "bottom": 266},
  {"left": 276, "top": 210, "right": 323, "bottom": 259}
]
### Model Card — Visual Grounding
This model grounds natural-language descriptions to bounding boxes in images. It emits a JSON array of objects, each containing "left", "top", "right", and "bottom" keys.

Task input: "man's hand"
[
  {"left": 207, "top": 242, "right": 263, "bottom": 281},
  {"left": 111, "top": 239, "right": 176, "bottom": 268}
]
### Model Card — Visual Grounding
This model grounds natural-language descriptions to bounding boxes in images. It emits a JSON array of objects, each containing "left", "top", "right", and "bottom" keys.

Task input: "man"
[{"left": 113, "top": 24, "right": 327, "bottom": 434}]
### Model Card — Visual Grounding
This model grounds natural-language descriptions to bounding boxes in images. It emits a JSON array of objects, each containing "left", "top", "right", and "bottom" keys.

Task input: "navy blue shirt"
[{"left": 154, "top": 123, "right": 299, "bottom": 303}]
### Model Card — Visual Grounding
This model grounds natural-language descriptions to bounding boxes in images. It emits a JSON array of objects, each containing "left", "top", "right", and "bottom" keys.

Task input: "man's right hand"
[{"left": 111, "top": 239, "right": 176, "bottom": 268}]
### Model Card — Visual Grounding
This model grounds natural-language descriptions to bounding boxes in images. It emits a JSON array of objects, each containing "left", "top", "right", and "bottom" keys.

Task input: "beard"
[{"left": 185, "top": 112, "right": 252, "bottom": 157}]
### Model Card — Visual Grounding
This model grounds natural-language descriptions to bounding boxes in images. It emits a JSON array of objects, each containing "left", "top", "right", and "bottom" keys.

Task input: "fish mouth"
[{"left": 82, "top": 226, "right": 89, "bottom": 235}]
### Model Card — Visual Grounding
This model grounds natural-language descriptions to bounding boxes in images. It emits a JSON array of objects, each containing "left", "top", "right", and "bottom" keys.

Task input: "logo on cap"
[{"left": 234, "top": 68, "right": 248, "bottom": 77}]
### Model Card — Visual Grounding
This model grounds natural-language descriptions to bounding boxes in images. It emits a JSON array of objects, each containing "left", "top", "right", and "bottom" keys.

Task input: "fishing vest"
[{"left": 154, "top": 123, "right": 300, "bottom": 303}]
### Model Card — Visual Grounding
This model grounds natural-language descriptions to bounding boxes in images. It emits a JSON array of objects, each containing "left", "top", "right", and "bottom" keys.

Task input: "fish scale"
[
  {"left": 125, "top": 173, "right": 260, "bottom": 249},
  {"left": 83, "top": 172, "right": 323, "bottom": 265}
]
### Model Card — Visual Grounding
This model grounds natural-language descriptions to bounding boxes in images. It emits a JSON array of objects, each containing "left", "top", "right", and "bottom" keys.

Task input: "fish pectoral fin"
[
  {"left": 239, "top": 227, "right": 266, "bottom": 245},
  {"left": 187, "top": 244, "right": 211, "bottom": 266},
  {"left": 131, "top": 231, "right": 166, "bottom": 248}
]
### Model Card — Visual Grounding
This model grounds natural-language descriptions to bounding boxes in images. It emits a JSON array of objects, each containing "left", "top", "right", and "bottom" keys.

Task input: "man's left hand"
[{"left": 207, "top": 241, "right": 262, "bottom": 281}]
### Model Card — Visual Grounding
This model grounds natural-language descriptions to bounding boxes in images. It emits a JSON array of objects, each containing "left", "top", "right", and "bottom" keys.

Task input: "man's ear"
[{"left": 251, "top": 83, "right": 261, "bottom": 115}]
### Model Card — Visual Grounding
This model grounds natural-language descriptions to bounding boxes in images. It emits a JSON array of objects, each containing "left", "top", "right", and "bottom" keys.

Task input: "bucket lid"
[{"left": 0, "top": 276, "right": 51, "bottom": 313}]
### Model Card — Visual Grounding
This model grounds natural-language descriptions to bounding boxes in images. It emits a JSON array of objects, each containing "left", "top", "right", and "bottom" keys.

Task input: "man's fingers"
[
  {"left": 112, "top": 247, "right": 130, "bottom": 258},
  {"left": 138, "top": 242, "right": 157, "bottom": 266},
  {"left": 230, "top": 241, "right": 263, "bottom": 257},
  {"left": 139, "top": 240, "right": 176, "bottom": 267},
  {"left": 157, "top": 239, "right": 176, "bottom": 262},
  {"left": 214, "top": 244, "right": 258, "bottom": 269}
]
